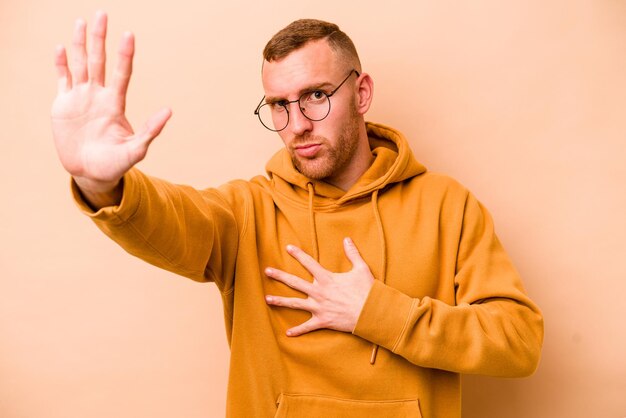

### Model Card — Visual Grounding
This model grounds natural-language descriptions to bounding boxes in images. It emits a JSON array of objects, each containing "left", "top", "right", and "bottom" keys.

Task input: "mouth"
[{"left": 293, "top": 143, "right": 322, "bottom": 158}]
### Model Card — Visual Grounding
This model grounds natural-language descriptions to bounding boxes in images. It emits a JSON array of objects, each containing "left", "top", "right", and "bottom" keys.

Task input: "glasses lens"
[
  {"left": 299, "top": 91, "right": 330, "bottom": 121},
  {"left": 257, "top": 103, "right": 288, "bottom": 132}
]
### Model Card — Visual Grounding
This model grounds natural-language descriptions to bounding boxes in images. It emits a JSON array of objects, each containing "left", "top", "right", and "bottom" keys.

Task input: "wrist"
[
  {"left": 73, "top": 176, "right": 124, "bottom": 210},
  {"left": 73, "top": 175, "right": 121, "bottom": 193}
]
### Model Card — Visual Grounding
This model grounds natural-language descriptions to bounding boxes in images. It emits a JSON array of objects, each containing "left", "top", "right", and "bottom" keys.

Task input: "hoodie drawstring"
[
  {"left": 369, "top": 189, "right": 386, "bottom": 365},
  {"left": 307, "top": 183, "right": 386, "bottom": 365},
  {"left": 306, "top": 183, "right": 320, "bottom": 261}
]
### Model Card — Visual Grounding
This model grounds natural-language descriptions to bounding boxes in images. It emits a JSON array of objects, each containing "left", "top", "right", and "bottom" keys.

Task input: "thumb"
[
  {"left": 128, "top": 107, "right": 172, "bottom": 163},
  {"left": 343, "top": 237, "right": 366, "bottom": 268},
  {"left": 135, "top": 107, "right": 172, "bottom": 146}
]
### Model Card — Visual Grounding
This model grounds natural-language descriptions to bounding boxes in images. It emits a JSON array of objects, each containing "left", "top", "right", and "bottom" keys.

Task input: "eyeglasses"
[{"left": 254, "top": 69, "right": 360, "bottom": 132}]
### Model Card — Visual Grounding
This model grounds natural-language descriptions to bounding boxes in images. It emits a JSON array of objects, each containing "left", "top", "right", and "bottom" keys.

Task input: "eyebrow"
[{"left": 264, "top": 81, "right": 335, "bottom": 104}]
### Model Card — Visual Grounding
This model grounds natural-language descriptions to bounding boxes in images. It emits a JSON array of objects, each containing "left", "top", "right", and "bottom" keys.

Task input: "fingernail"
[
  {"left": 265, "top": 296, "right": 273, "bottom": 303},
  {"left": 265, "top": 267, "right": 273, "bottom": 275},
  {"left": 286, "top": 330, "right": 293, "bottom": 337},
  {"left": 286, "top": 244, "right": 295, "bottom": 253}
]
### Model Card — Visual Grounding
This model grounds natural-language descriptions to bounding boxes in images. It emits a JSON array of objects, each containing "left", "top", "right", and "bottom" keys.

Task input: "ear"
[{"left": 355, "top": 72, "right": 374, "bottom": 115}]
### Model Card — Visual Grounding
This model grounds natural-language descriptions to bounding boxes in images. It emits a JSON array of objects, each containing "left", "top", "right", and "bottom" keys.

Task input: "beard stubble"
[{"left": 290, "top": 106, "right": 361, "bottom": 182}]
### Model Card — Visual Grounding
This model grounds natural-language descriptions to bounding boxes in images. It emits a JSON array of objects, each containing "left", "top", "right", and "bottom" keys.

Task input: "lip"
[{"left": 294, "top": 143, "right": 321, "bottom": 158}]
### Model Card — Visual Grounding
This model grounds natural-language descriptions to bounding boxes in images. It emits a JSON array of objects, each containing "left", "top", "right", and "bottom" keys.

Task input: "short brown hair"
[{"left": 263, "top": 19, "right": 361, "bottom": 70}]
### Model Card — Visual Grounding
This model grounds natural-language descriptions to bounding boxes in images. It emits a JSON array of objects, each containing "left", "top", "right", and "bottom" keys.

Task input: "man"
[{"left": 52, "top": 11, "right": 543, "bottom": 418}]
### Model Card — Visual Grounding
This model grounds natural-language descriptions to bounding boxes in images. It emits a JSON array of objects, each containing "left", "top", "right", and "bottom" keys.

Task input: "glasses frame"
[{"left": 254, "top": 69, "right": 360, "bottom": 132}]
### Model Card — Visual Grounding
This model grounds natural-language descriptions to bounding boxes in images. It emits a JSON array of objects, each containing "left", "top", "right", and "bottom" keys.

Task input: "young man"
[{"left": 52, "top": 12, "right": 543, "bottom": 418}]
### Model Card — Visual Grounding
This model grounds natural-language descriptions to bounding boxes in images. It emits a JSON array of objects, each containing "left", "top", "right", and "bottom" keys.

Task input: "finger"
[
  {"left": 343, "top": 237, "right": 367, "bottom": 268},
  {"left": 88, "top": 10, "right": 107, "bottom": 85},
  {"left": 70, "top": 18, "right": 88, "bottom": 84},
  {"left": 265, "top": 295, "right": 311, "bottom": 312},
  {"left": 127, "top": 107, "right": 172, "bottom": 164},
  {"left": 264, "top": 267, "right": 313, "bottom": 295},
  {"left": 111, "top": 31, "right": 134, "bottom": 102},
  {"left": 286, "top": 245, "right": 327, "bottom": 279},
  {"left": 286, "top": 318, "right": 321, "bottom": 337},
  {"left": 54, "top": 45, "right": 72, "bottom": 93}
]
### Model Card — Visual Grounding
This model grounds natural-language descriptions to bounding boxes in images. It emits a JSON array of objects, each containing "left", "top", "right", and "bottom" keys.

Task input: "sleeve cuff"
[
  {"left": 352, "top": 280, "right": 417, "bottom": 351},
  {"left": 70, "top": 169, "right": 143, "bottom": 224}
]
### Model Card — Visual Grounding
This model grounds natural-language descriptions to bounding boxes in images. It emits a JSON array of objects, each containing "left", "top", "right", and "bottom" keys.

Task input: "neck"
[{"left": 326, "top": 125, "right": 373, "bottom": 191}]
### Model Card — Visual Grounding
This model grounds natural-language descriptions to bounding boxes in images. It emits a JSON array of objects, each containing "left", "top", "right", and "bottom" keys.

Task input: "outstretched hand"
[
  {"left": 265, "top": 238, "right": 375, "bottom": 337},
  {"left": 51, "top": 11, "right": 171, "bottom": 200}
]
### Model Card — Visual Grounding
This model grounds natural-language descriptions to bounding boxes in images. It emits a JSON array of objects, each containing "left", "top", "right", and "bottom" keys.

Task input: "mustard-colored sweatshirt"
[{"left": 73, "top": 122, "right": 543, "bottom": 418}]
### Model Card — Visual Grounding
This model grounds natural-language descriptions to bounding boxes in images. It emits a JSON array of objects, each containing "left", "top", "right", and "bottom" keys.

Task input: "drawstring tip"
[{"left": 369, "top": 345, "right": 379, "bottom": 365}]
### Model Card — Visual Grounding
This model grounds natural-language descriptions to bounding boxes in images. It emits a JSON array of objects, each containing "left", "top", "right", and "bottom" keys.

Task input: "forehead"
[{"left": 261, "top": 39, "right": 343, "bottom": 99}]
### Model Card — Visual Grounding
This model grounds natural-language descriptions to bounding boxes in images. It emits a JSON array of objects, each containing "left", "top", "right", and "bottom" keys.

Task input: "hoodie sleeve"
[
  {"left": 352, "top": 192, "right": 544, "bottom": 377},
  {"left": 71, "top": 168, "right": 240, "bottom": 291}
]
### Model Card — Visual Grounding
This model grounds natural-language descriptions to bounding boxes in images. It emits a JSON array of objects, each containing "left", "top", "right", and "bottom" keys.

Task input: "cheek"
[
  {"left": 317, "top": 107, "right": 352, "bottom": 135},
  {"left": 331, "top": 97, "right": 359, "bottom": 124}
]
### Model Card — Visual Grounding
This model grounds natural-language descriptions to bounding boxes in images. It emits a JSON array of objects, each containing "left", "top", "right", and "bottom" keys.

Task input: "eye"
[
  {"left": 268, "top": 101, "right": 288, "bottom": 112},
  {"left": 303, "top": 90, "right": 326, "bottom": 103}
]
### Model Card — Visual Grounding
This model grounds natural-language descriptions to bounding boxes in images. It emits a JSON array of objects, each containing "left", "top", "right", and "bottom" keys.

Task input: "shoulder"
[
  {"left": 211, "top": 175, "right": 273, "bottom": 206},
  {"left": 405, "top": 171, "right": 470, "bottom": 198},
  {"left": 216, "top": 175, "right": 271, "bottom": 194}
]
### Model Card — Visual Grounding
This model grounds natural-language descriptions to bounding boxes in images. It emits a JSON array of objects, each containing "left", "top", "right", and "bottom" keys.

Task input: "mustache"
[{"left": 290, "top": 134, "right": 326, "bottom": 148}]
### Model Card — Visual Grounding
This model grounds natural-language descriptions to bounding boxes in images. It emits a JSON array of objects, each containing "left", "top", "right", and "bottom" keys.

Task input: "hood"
[{"left": 265, "top": 121, "right": 427, "bottom": 205}]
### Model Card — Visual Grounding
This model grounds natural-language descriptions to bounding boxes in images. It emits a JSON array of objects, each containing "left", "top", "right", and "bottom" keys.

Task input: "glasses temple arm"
[{"left": 254, "top": 96, "right": 266, "bottom": 115}]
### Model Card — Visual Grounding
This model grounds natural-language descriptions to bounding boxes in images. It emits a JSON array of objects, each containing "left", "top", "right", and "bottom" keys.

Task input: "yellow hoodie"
[{"left": 73, "top": 122, "right": 543, "bottom": 418}]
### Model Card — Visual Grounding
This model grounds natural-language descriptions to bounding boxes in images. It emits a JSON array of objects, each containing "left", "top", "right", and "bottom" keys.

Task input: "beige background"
[{"left": 1, "top": 0, "right": 625, "bottom": 417}]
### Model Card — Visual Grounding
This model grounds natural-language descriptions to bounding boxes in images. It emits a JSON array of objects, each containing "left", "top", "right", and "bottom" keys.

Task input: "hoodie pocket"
[{"left": 274, "top": 393, "right": 422, "bottom": 418}]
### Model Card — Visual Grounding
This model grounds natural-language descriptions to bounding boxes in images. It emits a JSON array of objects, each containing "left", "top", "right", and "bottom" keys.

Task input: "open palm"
[{"left": 51, "top": 11, "right": 171, "bottom": 192}]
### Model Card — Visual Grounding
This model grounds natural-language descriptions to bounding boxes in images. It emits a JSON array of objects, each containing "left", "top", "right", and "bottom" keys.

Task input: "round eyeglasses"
[{"left": 254, "top": 70, "right": 359, "bottom": 132}]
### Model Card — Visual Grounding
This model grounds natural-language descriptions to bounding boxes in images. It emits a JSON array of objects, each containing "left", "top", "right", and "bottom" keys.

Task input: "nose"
[{"left": 287, "top": 102, "right": 313, "bottom": 136}]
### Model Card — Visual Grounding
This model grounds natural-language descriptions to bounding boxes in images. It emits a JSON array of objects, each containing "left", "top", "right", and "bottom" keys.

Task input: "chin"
[{"left": 293, "top": 156, "right": 334, "bottom": 180}]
